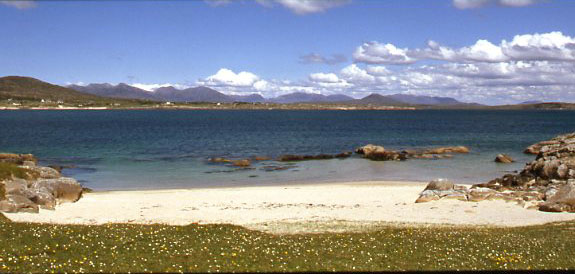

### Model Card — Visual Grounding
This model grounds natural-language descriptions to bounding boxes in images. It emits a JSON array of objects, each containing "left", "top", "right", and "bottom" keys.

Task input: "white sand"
[{"left": 5, "top": 181, "right": 575, "bottom": 233}]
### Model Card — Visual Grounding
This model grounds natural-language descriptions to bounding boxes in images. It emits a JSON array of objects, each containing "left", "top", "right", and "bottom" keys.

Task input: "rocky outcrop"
[
  {"left": 419, "top": 132, "right": 575, "bottom": 212},
  {"left": 0, "top": 154, "right": 83, "bottom": 213},
  {"left": 0, "top": 153, "right": 37, "bottom": 165},
  {"left": 524, "top": 132, "right": 575, "bottom": 155},
  {"left": 356, "top": 144, "right": 469, "bottom": 162},
  {"left": 495, "top": 154, "right": 514, "bottom": 163}
]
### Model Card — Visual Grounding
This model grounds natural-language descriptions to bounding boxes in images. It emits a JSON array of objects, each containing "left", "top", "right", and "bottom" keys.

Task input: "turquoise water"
[{"left": 1, "top": 109, "right": 574, "bottom": 190}]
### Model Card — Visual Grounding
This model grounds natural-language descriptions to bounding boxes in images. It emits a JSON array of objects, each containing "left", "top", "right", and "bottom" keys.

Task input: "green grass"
[
  {"left": 0, "top": 216, "right": 574, "bottom": 272},
  {"left": 0, "top": 162, "right": 38, "bottom": 181}
]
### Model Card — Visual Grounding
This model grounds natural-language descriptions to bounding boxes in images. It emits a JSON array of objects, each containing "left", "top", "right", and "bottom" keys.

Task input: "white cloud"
[
  {"left": 354, "top": 32, "right": 575, "bottom": 65},
  {"left": 501, "top": 32, "right": 575, "bottom": 61},
  {"left": 0, "top": 0, "right": 36, "bottom": 9},
  {"left": 208, "top": 0, "right": 351, "bottom": 15},
  {"left": 309, "top": 72, "right": 340, "bottom": 83},
  {"left": 271, "top": 0, "right": 350, "bottom": 14},
  {"left": 199, "top": 68, "right": 260, "bottom": 87},
  {"left": 195, "top": 31, "right": 575, "bottom": 105},
  {"left": 353, "top": 42, "right": 416, "bottom": 64},
  {"left": 453, "top": 0, "right": 539, "bottom": 9}
]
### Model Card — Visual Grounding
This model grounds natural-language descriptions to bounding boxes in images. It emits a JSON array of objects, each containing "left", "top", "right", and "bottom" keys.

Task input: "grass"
[
  {"left": 0, "top": 162, "right": 38, "bottom": 181},
  {"left": 0, "top": 216, "right": 574, "bottom": 272}
]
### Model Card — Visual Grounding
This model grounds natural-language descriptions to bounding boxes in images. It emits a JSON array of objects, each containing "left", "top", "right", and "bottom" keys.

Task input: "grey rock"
[
  {"left": 31, "top": 177, "right": 82, "bottom": 203},
  {"left": 0, "top": 194, "right": 39, "bottom": 213},
  {"left": 424, "top": 179, "right": 454, "bottom": 191}
]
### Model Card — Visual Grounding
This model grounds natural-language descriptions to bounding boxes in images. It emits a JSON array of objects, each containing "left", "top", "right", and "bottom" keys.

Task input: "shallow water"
[{"left": 1, "top": 109, "right": 574, "bottom": 190}]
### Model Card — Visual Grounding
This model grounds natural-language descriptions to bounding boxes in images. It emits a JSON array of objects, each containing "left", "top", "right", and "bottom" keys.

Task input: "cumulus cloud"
[
  {"left": 198, "top": 68, "right": 261, "bottom": 87},
  {"left": 0, "top": 0, "right": 36, "bottom": 9},
  {"left": 354, "top": 32, "right": 575, "bottom": 64},
  {"left": 353, "top": 42, "right": 416, "bottom": 64},
  {"left": 453, "top": 0, "right": 539, "bottom": 9},
  {"left": 299, "top": 53, "right": 347, "bottom": 65},
  {"left": 196, "top": 31, "right": 575, "bottom": 105}
]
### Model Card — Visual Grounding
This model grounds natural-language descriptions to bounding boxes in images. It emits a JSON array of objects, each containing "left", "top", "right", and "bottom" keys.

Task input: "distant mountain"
[
  {"left": 387, "top": 94, "right": 463, "bottom": 105},
  {"left": 270, "top": 92, "right": 354, "bottom": 104},
  {"left": 0, "top": 76, "right": 109, "bottom": 103},
  {"left": 520, "top": 100, "right": 544, "bottom": 104},
  {"left": 229, "top": 93, "right": 265, "bottom": 103},
  {"left": 155, "top": 86, "right": 232, "bottom": 102},
  {"left": 351, "top": 93, "right": 406, "bottom": 105},
  {"left": 69, "top": 83, "right": 158, "bottom": 101}
]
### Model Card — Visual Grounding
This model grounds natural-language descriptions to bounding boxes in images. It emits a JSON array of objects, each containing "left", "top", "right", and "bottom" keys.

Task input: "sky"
[{"left": 1, "top": 0, "right": 575, "bottom": 104}]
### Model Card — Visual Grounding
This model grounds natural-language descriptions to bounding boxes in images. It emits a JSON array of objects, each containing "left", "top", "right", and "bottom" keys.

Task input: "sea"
[{"left": 1, "top": 109, "right": 574, "bottom": 190}]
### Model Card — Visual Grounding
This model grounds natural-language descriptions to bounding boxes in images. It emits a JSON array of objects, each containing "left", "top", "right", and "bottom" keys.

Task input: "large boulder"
[
  {"left": 539, "top": 180, "right": 575, "bottom": 212},
  {"left": 495, "top": 154, "right": 514, "bottom": 163},
  {"left": 424, "top": 179, "right": 455, "bottom": 191},
  {"left": 31, "top": 177, "right": 83, "bottom": 203},
  {"left": 0, "top": 194, "right": 39, "bottom": 213},
  {"left": 4, "top": 178, "right": 28, "bottom": 195},
  {"left": 355, "top": 144, "right": 385, "bottom": 156},
  {"left": 415, "top": 179, "right": 467, "bottom": 203}
]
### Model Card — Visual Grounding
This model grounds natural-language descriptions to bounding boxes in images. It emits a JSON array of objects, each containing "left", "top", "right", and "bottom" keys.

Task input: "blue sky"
[{"left": 1, "top": 0, "right": 575, "bottom": 104}]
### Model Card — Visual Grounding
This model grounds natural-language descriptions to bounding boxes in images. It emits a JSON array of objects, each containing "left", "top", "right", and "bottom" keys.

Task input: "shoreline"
[{"left": 5, "top": 180, "right": 575, "bottom": 233}]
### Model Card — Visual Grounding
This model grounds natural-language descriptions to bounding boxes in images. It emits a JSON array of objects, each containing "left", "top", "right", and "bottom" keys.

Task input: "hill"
[
  {"left": 0, "top": 76, "right": 111, "bottom": 103},
  {"left": 69, "top": 83, "right": 158, "bottom": 101}
]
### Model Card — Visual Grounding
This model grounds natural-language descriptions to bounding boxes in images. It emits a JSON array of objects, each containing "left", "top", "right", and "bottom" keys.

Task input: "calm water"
[{"left": 1, "top": 109, "right": 574, "bottom": 190}]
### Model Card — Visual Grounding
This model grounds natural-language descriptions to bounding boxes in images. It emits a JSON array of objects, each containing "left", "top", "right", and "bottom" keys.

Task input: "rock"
[
  {"left": 23, "top": 166, "right": 61, "bottom": 179},
  {"left": 0, "top": 194, "right": 39, "bottom": 213},
  {"left": 495, "top": 154, "right": 514, "bottom": 163},
  {"left": 364, "top": 151, "right": 407, "bottom": 161},
  {"left": 424, "top": 179, "right": 455, "bottom": 191},
  {"left": 253, "top": 156, "right": 271, "bottom": 161},
  {"left": 22, "top": 161, "right": 36, "bottom": 167},
  {"left": 278, "top": 154, "right": 335, "bottom": 162},
  {"left": 539, "top": 180, "right": 575, "bottom": 212},
  {"left": 468, "top": 187, "right": 496, "bottom": 202},
  {"left": 524, "top": 145, "right": 541, "bottom": 155},
  {"left": 415, "top": 179, "right": 460, "bottom": 203},
  {"left": 425, "top": 146, "right": 469, "bottom": 154},
  {"left": 442, "top": 192, "right": 468, "bottom": 201},
  {"left": 355, "top": 144, "right": 385, "bottom": 156},
  {"left": 4, "top": 178, "right": 28, "bottom": 195},
  {"left": 415, "top": 190, "right": 440, "bottom": 203},
  {"left": 0, "top": 153, "right": 37, "bottom": 165},
  {"left": 28, "top": 190, "right": 56, "bottom": 210},
  {"left": 335, "top": 152, "right": 352, "bottom": 159},
  {"left": 31, "top": 178, "right": 83, "bottom": 203},
  {"left": 231, "top": 159, "right": 251, "bottom": 167},
  {"left": 209, "top": 157, "right": 232, "bottom": 163}
]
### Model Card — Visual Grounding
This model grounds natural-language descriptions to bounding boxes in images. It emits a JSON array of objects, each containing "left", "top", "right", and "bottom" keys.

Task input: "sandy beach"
[{"left": 5, "top": 181, "right": 575, "bottom": 233}]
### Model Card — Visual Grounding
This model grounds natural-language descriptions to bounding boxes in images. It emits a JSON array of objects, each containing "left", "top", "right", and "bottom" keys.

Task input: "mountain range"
[{"left": 67, "top": 82, "right": 472, "bottom": 106}]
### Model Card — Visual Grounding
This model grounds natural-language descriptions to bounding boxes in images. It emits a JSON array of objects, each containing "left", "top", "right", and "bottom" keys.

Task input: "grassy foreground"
[{"left": 0, "top": 215, "right": 574, "bottom": 272}]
